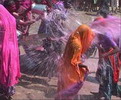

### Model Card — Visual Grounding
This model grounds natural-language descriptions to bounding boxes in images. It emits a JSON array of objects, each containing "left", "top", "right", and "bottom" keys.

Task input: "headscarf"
[
  {"left": 57, "top": 25, "right": 94, "bottom": 99},
  {"left": 73, "top": 24, "right": 95, "bottom": 54},
  {"left": 0, "top": 4, "right": 21, "bottom": 87},
  {"left": 63, "top": 24, "right": 94, "bottom": 61},
  {"left": 91, "top": 15, "right": 121, "bottom": 40},
  {"left": 94, "top": 16, "right": 104, "bottom": 21},
  {"left": 62, "top": 24, "right": 94, "bottom": 85}
]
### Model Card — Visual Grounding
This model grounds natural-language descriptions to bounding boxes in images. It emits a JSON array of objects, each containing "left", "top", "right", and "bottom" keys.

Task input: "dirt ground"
[{"left": 4, "top": 11, "right": 121, "bottom": 100}]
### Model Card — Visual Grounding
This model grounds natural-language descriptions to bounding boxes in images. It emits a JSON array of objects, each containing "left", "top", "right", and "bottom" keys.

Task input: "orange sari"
[{"left": 56, "top": 24, "right": 94, "bottom": 100}]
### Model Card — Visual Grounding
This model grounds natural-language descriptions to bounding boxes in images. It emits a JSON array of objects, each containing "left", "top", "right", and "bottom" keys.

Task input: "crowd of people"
[
  {"left": 0, "top": 0, "right": 121, "bottom": 100},
  {"left": 63, "top": 0, "right": 121, "bottom": 13}
]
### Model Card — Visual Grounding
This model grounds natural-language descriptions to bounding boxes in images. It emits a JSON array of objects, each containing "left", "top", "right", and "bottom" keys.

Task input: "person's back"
[{"left": 0, "top": 4, "right": 21, "bottom": 98}]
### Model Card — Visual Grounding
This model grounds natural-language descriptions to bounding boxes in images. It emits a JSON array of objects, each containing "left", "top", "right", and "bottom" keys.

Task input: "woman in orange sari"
[{"left": 56, "top": 24, "right": 94, "bottom": 100}]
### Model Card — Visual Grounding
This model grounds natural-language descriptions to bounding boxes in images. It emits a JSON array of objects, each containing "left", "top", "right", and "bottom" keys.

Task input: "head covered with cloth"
[{"left": 56, "top": 24, "right": 94, "bottom": 100}]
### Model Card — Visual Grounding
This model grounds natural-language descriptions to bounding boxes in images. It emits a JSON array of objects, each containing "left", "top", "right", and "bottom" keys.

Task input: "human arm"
[
  {"left": 70, "top": 43, "right": 88, "bottom": 71},
  {"left": 18, "top": 19, "right": 36, "bottom": 26},
  {"left": 101, "top": 46, "right": 120, "bottom": 57},
  {"left": 100, "top": 35, "right": 120, "bottom": 57},
  {"left": 70, "top": 42, "right": 82, "bottom": 66}
]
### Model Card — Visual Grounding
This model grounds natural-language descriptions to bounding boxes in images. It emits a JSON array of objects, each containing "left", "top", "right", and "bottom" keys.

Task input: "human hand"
[
  {"left": 78, "top": 63, "right": 89, "bottom": 71},
  {"left": 29, "top": 20, "right": 36, "bottom": 24}
]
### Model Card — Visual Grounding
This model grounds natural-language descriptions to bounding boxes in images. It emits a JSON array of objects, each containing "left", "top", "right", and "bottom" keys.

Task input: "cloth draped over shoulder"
[
  {"left": 57, "top": 24, "right": 94, "bottom": 99},
  {"left": 91, "top": 15, "right": 121, "bottom": 41},
  {"left": 0, "top": 5, "right": 21, "bottom": 87},
  {"left": 92, "top": 16, "right": 121, "bottom": 83}
]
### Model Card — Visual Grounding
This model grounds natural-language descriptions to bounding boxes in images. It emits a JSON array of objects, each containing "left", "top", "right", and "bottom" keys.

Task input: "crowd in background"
[
  {"left": 63, "top": 0, "right": 121, "bottom": 13},
  {"left": 0, "top": 0, "right": 120, "bottom": 39}
]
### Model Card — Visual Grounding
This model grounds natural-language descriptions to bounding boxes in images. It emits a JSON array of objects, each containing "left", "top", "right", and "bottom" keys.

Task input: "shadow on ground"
[
  {"left": 85, "top": 12, "right": 97, "bottom": 16},
  {"left": 19, "top": 74, "right": 49, "bottom": 86},
  {"left": 74, "top": 94, "right": 99, "bottom": 100},
  {"left": 86, "top": 75, "right": 99, "bottom": 84},
  {"left": 18, "top": 74, "right": 57, "bottom": 98},
  {"left": 0, "top": 95, "right": 11, "bottom": 100}
]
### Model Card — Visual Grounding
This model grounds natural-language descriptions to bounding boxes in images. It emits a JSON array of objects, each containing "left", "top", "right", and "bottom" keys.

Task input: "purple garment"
[{"left": 98, "top": 34, "right": 117, "bottom": 51}]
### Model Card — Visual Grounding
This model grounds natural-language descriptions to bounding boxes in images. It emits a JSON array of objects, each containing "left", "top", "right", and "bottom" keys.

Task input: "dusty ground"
[{"left": 4, "top": 11, "right": 121, "bottom": 100}]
